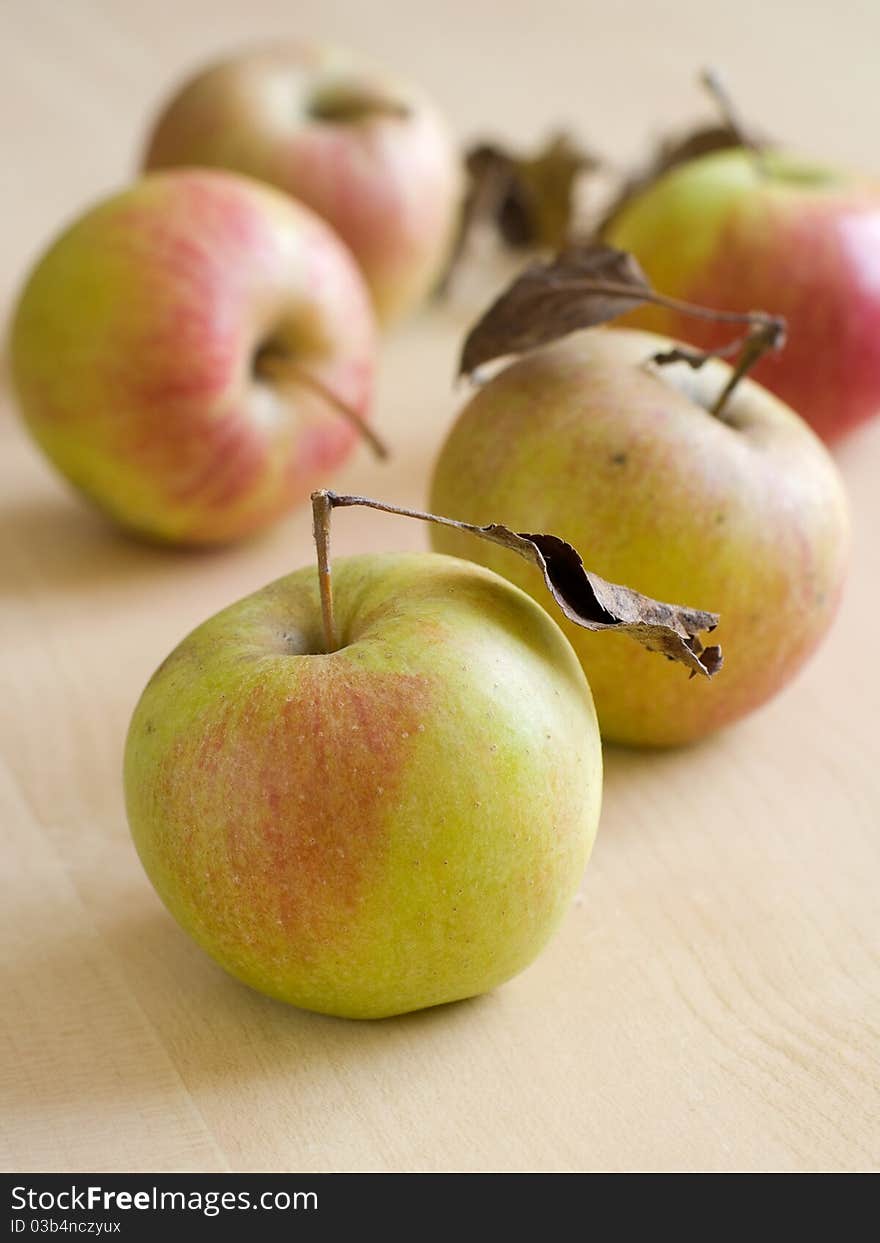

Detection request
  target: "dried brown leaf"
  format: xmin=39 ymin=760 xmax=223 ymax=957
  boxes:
xmin=459 ymin=243 xmax=652 ymax=376
xmin=651 ymin=318 xmax=786 ymax=420
xmin=458 ymin=239 xmax=785 ymax=423
xmin=320 ymin=492 xmax=722 ymax=678
xmin=473 ymin=525 xmax=721 ymax=678
xmin=510 ymin=132 xmax=598 ymax=249
xmin=437 ymin=132 xmax=600 ymax=295
xmin=472 ymin=132 xmax=598 ymax=248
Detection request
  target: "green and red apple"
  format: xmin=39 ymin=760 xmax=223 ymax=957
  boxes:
xmin=430 ymin=327 xmax=850 ymax=747
xmin=604 ymin=148 xmax=880 ymax=442
xmin=124 ymin=552 xmax=602 ymax=1019
xmin=143 ymin=44 xmax=463 ymax=324
xmin=10 ymin=168 xmax=377 ymax=545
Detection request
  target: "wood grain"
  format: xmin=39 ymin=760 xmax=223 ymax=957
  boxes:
xmin=2 ymin=0 xmax=879 ymax=1173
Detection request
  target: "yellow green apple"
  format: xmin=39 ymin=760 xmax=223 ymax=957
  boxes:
xmin=430 ymin=327 xmax=850 ymax=747
xmin=10 ymin=168 xmax=377 ymax=545
xmin=605 ymin=148 xmax=880 ymax=442
xmin=124 ymin=552 xmax=602 ymax=1019
xmin=142 ymin=43 xmax=463 ymax=324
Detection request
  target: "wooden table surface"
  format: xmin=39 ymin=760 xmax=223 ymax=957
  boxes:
xmin=2 ymin=0 xmax=879 ymax=1174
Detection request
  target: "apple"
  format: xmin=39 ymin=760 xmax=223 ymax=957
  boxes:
xmin=142 ymin=44 xmax=463 ymax=325
xmin=429 ymin=327 xmax=850 ymax=747
xmin=10 ymin=168 xmax=377 ymax=545
xmin=124 ymin=551 xmax=602 ymax=1019
xmin=604 ymin=147 xmax=880 ymax=442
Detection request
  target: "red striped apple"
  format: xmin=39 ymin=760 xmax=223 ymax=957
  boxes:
xmin=10 ymin=169 xmax=377 ymax=545
xmin=143 ymin=44 xmax=463 ymax=324
xmin=605 ymin=148 xmax=880 ymax=442
xmin=430 ymin=328 xmax=850 ymax=747
xmin=124 ymin=551 xmax=602 ymax=1018
xmin=124 ymin=485 xmax=722 ymax=1017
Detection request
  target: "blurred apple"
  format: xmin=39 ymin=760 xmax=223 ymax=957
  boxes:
xmin=125 ymin=552 xmax=601 ymax=1019
xmin=430 ymin=328 xmax=850 ymax=747
xmin=143 ymin=44 xmax=463 ymax=324
xmin=10 ymin=168 xmax=377 ymax=545
xmin=605 ymin=148 xmax=880 ymax=442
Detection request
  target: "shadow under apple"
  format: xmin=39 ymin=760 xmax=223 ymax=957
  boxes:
xmin=3 ymin=892 xmax=495 ymax=1133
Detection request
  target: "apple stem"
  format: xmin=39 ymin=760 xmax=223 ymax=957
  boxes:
xmin=646 ymin=290 xmax=776 ymax=331
xmin=700 ymin=68 xmax=754 ymax=149
xmin=547 ymin=275 xmax=785 ymax=420
xmin=552 ymin=278 xmax=783 ymax=336
xmin=255 ymin=348 xmax=389 ymax=460
xmin=651 ymin=318 xmax=785 ymax=420
xmin=308 ymin=489 xmax=723 ymax=678
xmin=315 ymin=490 xmax=477 ymax=535
xmin=709 ymin=322 xmax=783 ymax=419
xmin=701 ymin=66 xmax=767 ymax=175
xmin=312 ymin=490 xmax=339 ymax=654
xmin=309 ymin=490 xmax=468 ymax=655
xmin=552 ymin=281 xmax=786 ymax=417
